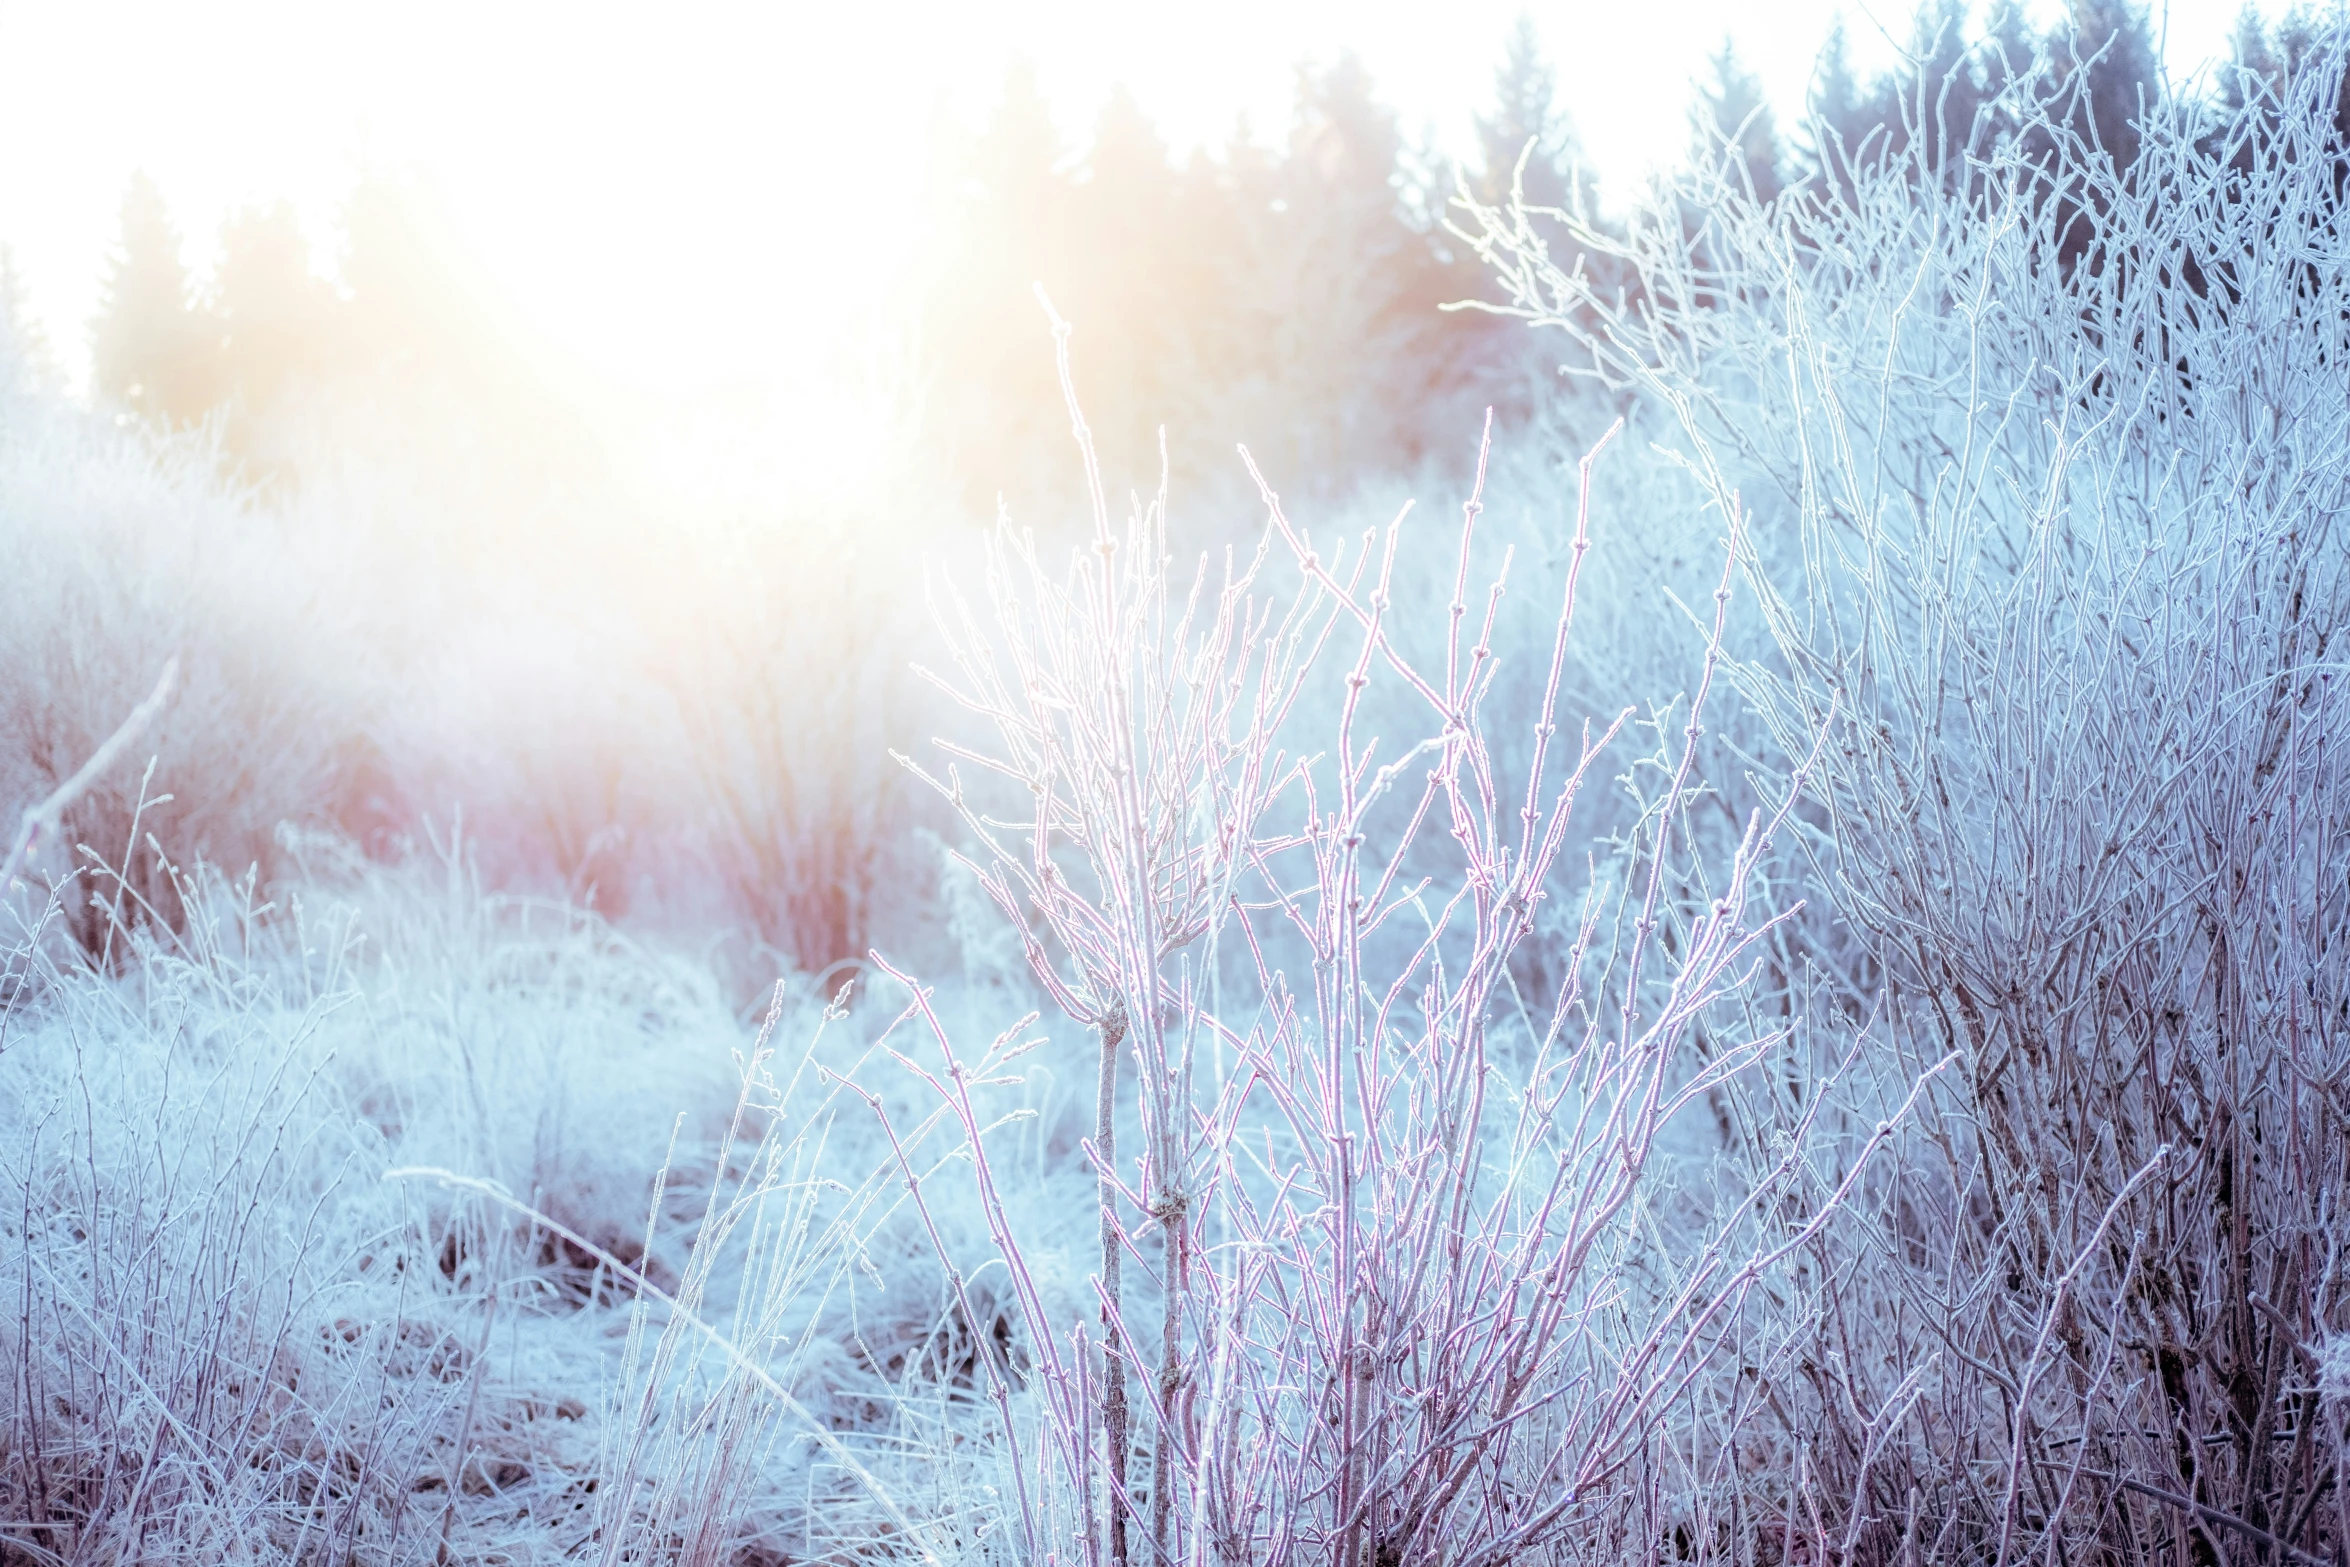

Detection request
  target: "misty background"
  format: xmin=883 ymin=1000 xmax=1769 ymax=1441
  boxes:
xmin=0 ymin=0 xmax=2297 ymax=981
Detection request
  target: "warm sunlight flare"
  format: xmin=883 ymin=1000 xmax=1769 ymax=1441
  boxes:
xmin=0 ymin=0 xmax=2271 ymax=463
xmin=3 ymin=3 xmax=2346 ymax=1564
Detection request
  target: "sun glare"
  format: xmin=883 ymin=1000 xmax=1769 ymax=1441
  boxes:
xmin=0 ymin=0 xmax=2275 ymax=494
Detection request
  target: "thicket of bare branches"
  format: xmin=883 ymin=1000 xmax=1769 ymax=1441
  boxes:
xmin=1462 ymin=34 xmax=2350 ymax=1566
xmin=869 ymin=301 xmax=1908 ymax=1566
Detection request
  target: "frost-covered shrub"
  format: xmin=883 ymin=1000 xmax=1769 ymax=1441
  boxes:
xmin=1465 ymin=36 xmax=2350 ymax=1564
xmin=0 ymin=403 xmax=364 ymax=959
xmin=655 ymin=510 xmax=922 ymax=979
xmin=876 ymin=310 xmax=1888 ymax=1567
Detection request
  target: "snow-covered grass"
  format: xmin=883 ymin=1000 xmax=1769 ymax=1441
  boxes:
xmin=0 ymin=839 xmax=1114 ymax=1564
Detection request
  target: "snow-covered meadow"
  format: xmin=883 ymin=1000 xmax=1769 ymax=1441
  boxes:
xmin=5 ymin=22 xmax=2349 ymax=1567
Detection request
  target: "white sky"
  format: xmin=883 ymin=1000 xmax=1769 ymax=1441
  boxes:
xmin=0 ymin=0 xmax=2282 ymax=421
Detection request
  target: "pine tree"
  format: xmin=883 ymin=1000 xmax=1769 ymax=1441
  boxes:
xmin=2053 ymin=0 xmax=2161 ymax=169
xmin=1806 ymin=3 xmax=2036 ymax=205
xmin=1229 ymin=53 xmax=1456 ymax=479
xmin=0 ymin=246 xmax=49 ymax=394
xmin=1066 ymin=86 xmax=1198 ymax=468
xmin=1458 ymin=17 xmax=1596 ymax=419
xmin=2267 ymin=5 xmax=2350 ymax=142
xmin=2223 ymin=4 xmax=2283 ymax=114
xmin=971 ymin=58 xmax=1067 ymax=248
xmin=2027 ymin=0 xmax=2160 ymax=277
xmin=213 ymin=200 xmax=333 ymax=416
xmin=339 ymin=173 xmax=501 ymax=383
xmin=920 ymin=59 xmax=1077 ymax=505
xmin=1977 ymin=0 xmax=2046 ymax=119
xmin=2212 ymin=6 xmax=2350 ymax=179
xmin=91 ymin=173 xmax=218 ymax=423
xmin=1908 ymin=0 xmax=1989 ymax=178
xmin=1693 ymin=41 xmax=1785 ymax=206
xmin=1806 ymin=19 xmax=1881 ymax=191
xmin=1474 ymin=15 xmax=1577 ymax=213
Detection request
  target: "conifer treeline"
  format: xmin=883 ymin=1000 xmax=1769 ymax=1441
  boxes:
xmin=89 ymin=175 xmax=545 ymax=462
xmin=88 ymin=2 xmax=2324 ymax=503
xmin=908 ymin=0 xmax=2314 ymax=506
xmin=914 ymin=29 xmax=1569 ymax=508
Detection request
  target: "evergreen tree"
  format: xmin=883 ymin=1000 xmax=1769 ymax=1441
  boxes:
xmin=921 ymin=59 xmax=1077 ymax=504
xmin=2214 ymin=7 xmax=2350 ymax=185
xmin=213 ymin=200 xmax=333 ymax=416
xmin=1907 ymin=0 xmax=1990 ymax=178
xmin=2022 ymin=0 xmax=2160 ymax=276
xmin=1474 ymin=15 xmax=1577 ymax=213
xmin=1804 ymin=3 xmax=2049 ymax=207
xmin=1084 ymin=86 xmax=1174 ymax=212
xmin=340 ymin=173 xmax=503 ymax=382
xmin=91 ymin=173 xmax=217 ymax=423
xmin=971 ymin=58 xmax=1067 ymax=249
xmin=1286 ymin=54 xmax=1408 ymax=226
xmin=2263 ymin=6 xmax=2350 ymax=141
xmin=1693 ymin=41 xmax=1785 ymax=206
xmin=909 ymin=51 xmax=1496 ymax=509
xmin=0 ymin=246 xmax=49 ymax=395
xmin=1805 ymin=19 xmax=1883 ymax=191
xmin=1065 ymin=86 xmax=1202 ymax=468
xmin=1227 ymin=54 xmax=1459 ymax=479
xmin=2223 ymin=4 xmax=2285 ymax=114
xmin=1977 ymin=0 xmax=2046 ymax=117
xmin=2051 ymin=0 xmax=2161 ymax=169
xmin=1459 ymin=18 xmax=1597 ymax=420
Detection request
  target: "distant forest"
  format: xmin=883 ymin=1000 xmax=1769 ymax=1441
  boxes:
xmin=89 ymin=2 xmax=2343 ymax=507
